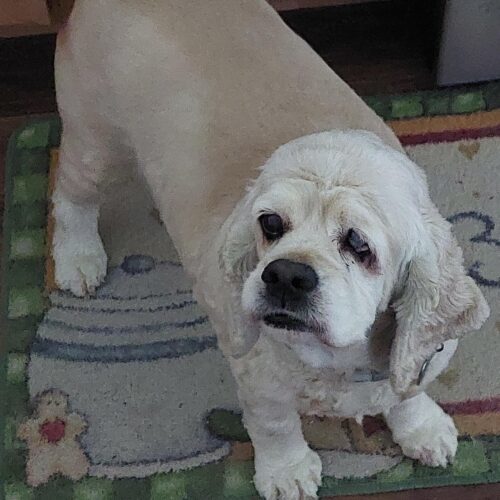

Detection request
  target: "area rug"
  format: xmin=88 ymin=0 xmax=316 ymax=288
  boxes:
xmin=1 ymin=83 xmax=500 ymax=499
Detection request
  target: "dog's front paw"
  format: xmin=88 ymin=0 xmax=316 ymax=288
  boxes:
xmin=53 ymin=236 xmax=107 ymax=297
xmin=396 ymin=410 xmax=457 ymax=467
xmin=254 ymin=448 xmax=322 ymax=500
xmin=387 ymin=393 xmax=458 ymax=468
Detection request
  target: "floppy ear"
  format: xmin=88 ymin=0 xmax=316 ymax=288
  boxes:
xmin=218 ymin=194 xmax=260 ymax=357
xmin=390 ymin=201 xmax=490 ymax=396
xmin=219 ymin=194 xmax=258 ymax=284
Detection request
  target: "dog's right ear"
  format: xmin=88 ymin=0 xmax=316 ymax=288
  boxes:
xmin=218 ymin=194 xmax=260 ymax=357
xmin=219 ymin=194 xmax=258 ymax=284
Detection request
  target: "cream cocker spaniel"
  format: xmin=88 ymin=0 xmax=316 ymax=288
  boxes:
xmin=53 ymin=1 xmax=489 ymax=499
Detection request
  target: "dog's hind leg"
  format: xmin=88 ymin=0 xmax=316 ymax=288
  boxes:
xmin=52 ymin=127 xmax=110 ymax=297
xmin=52 ymin=11 xmax=139 ymax=297
xmin=51 ymin=34 xmax=125 ymax=296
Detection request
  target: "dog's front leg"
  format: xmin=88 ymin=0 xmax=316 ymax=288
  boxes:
xmin=384 ymin=392 xmax=458 ymax=467
xmin=237 ymin=381 xmax=321 ymax=500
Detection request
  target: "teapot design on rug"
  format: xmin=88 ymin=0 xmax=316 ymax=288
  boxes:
xmin=17 ymin=389 xmax=89 ymax=487
xmin=28 ymin=256 xmax=239 ymax=477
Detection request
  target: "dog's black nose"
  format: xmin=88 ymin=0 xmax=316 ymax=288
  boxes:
xmin=262 ymin=259 xmax=318 ymax=308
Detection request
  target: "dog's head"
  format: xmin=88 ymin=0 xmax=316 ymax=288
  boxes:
xmin=219 ymin=131 xmax=489 ymax=395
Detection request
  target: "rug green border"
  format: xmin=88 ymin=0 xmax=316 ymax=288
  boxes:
xmin=1 ymin=117 xmax=60 ymax=500
xmin=1 ymin=81 xmax=500 ymax=499
xmin=363 ymin=79 xmax=500 ymax=120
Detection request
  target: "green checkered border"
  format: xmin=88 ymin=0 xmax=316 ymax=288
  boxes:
xmin=1 ymin=118 xmax=57 ymax=498
xmin=2 ymin=80 xmax=500 ymax=499
xmin=364 ymin=79 xmax=500 ymax=121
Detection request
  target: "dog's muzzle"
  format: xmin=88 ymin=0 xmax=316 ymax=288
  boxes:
xmin=261 ymin=259 xmax=318 ymax=310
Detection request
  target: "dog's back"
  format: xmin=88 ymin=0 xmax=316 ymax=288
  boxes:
xmin=56 ymin=0 xmax=400 ymax=268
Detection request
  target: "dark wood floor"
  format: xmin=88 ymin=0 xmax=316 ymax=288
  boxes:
xmin=1 ymin=1 xmax=498 ymax=498
xmin=341 ymin=483 xmax=500 ymax=500
xmin=0 ymin=0 xmax=444 ymax=225
xmin=0 ymin=35 xmax=57 ymax=117
xmin=0 ymin=0 xmax=443 ymax=116
xmin=281 ymin=0 xmax=442 ymax=95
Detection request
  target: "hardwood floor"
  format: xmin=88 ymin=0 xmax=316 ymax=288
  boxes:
xmin=0 ymin=35 xmax=56 ymax=116
xmin=338 ymin=483 xmax=500 ymax=500
xmin=280 ymin=0 xmax=441 ymax=95
xmin=0 ymin=0 xmax=443 ymax=223
xmin=0 ymin=0 xmax=442 ymax=116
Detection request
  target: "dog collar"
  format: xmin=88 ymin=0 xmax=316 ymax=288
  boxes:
xmin=351 ymin=343 xmax=445 ymax=385
xmin=351 ymin=368 xmax=389 ymax=383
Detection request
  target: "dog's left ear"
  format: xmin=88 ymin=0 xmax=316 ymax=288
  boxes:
xmin=390 ymin=201 xmax=489 ymax=396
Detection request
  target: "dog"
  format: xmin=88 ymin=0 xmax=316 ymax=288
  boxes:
xmin=53 ymin=1 xmax=489 ymax=498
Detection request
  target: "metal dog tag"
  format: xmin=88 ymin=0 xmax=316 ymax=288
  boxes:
xmin=417 ymin=343 xmax=445 ymax=385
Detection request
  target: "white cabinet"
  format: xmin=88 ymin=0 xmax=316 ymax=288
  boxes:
xmin=437 ymin=0 xmax=500 ymax=85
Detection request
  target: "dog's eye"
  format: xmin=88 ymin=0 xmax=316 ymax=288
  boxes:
xmin=259 ymin=214 xmax=284 ymax=241
xmin=345 ymin=228 xmax=371 ymax=261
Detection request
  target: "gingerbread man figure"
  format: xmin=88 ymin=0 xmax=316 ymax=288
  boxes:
xmin=17 ymin=389 xmax=90 ymax=487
